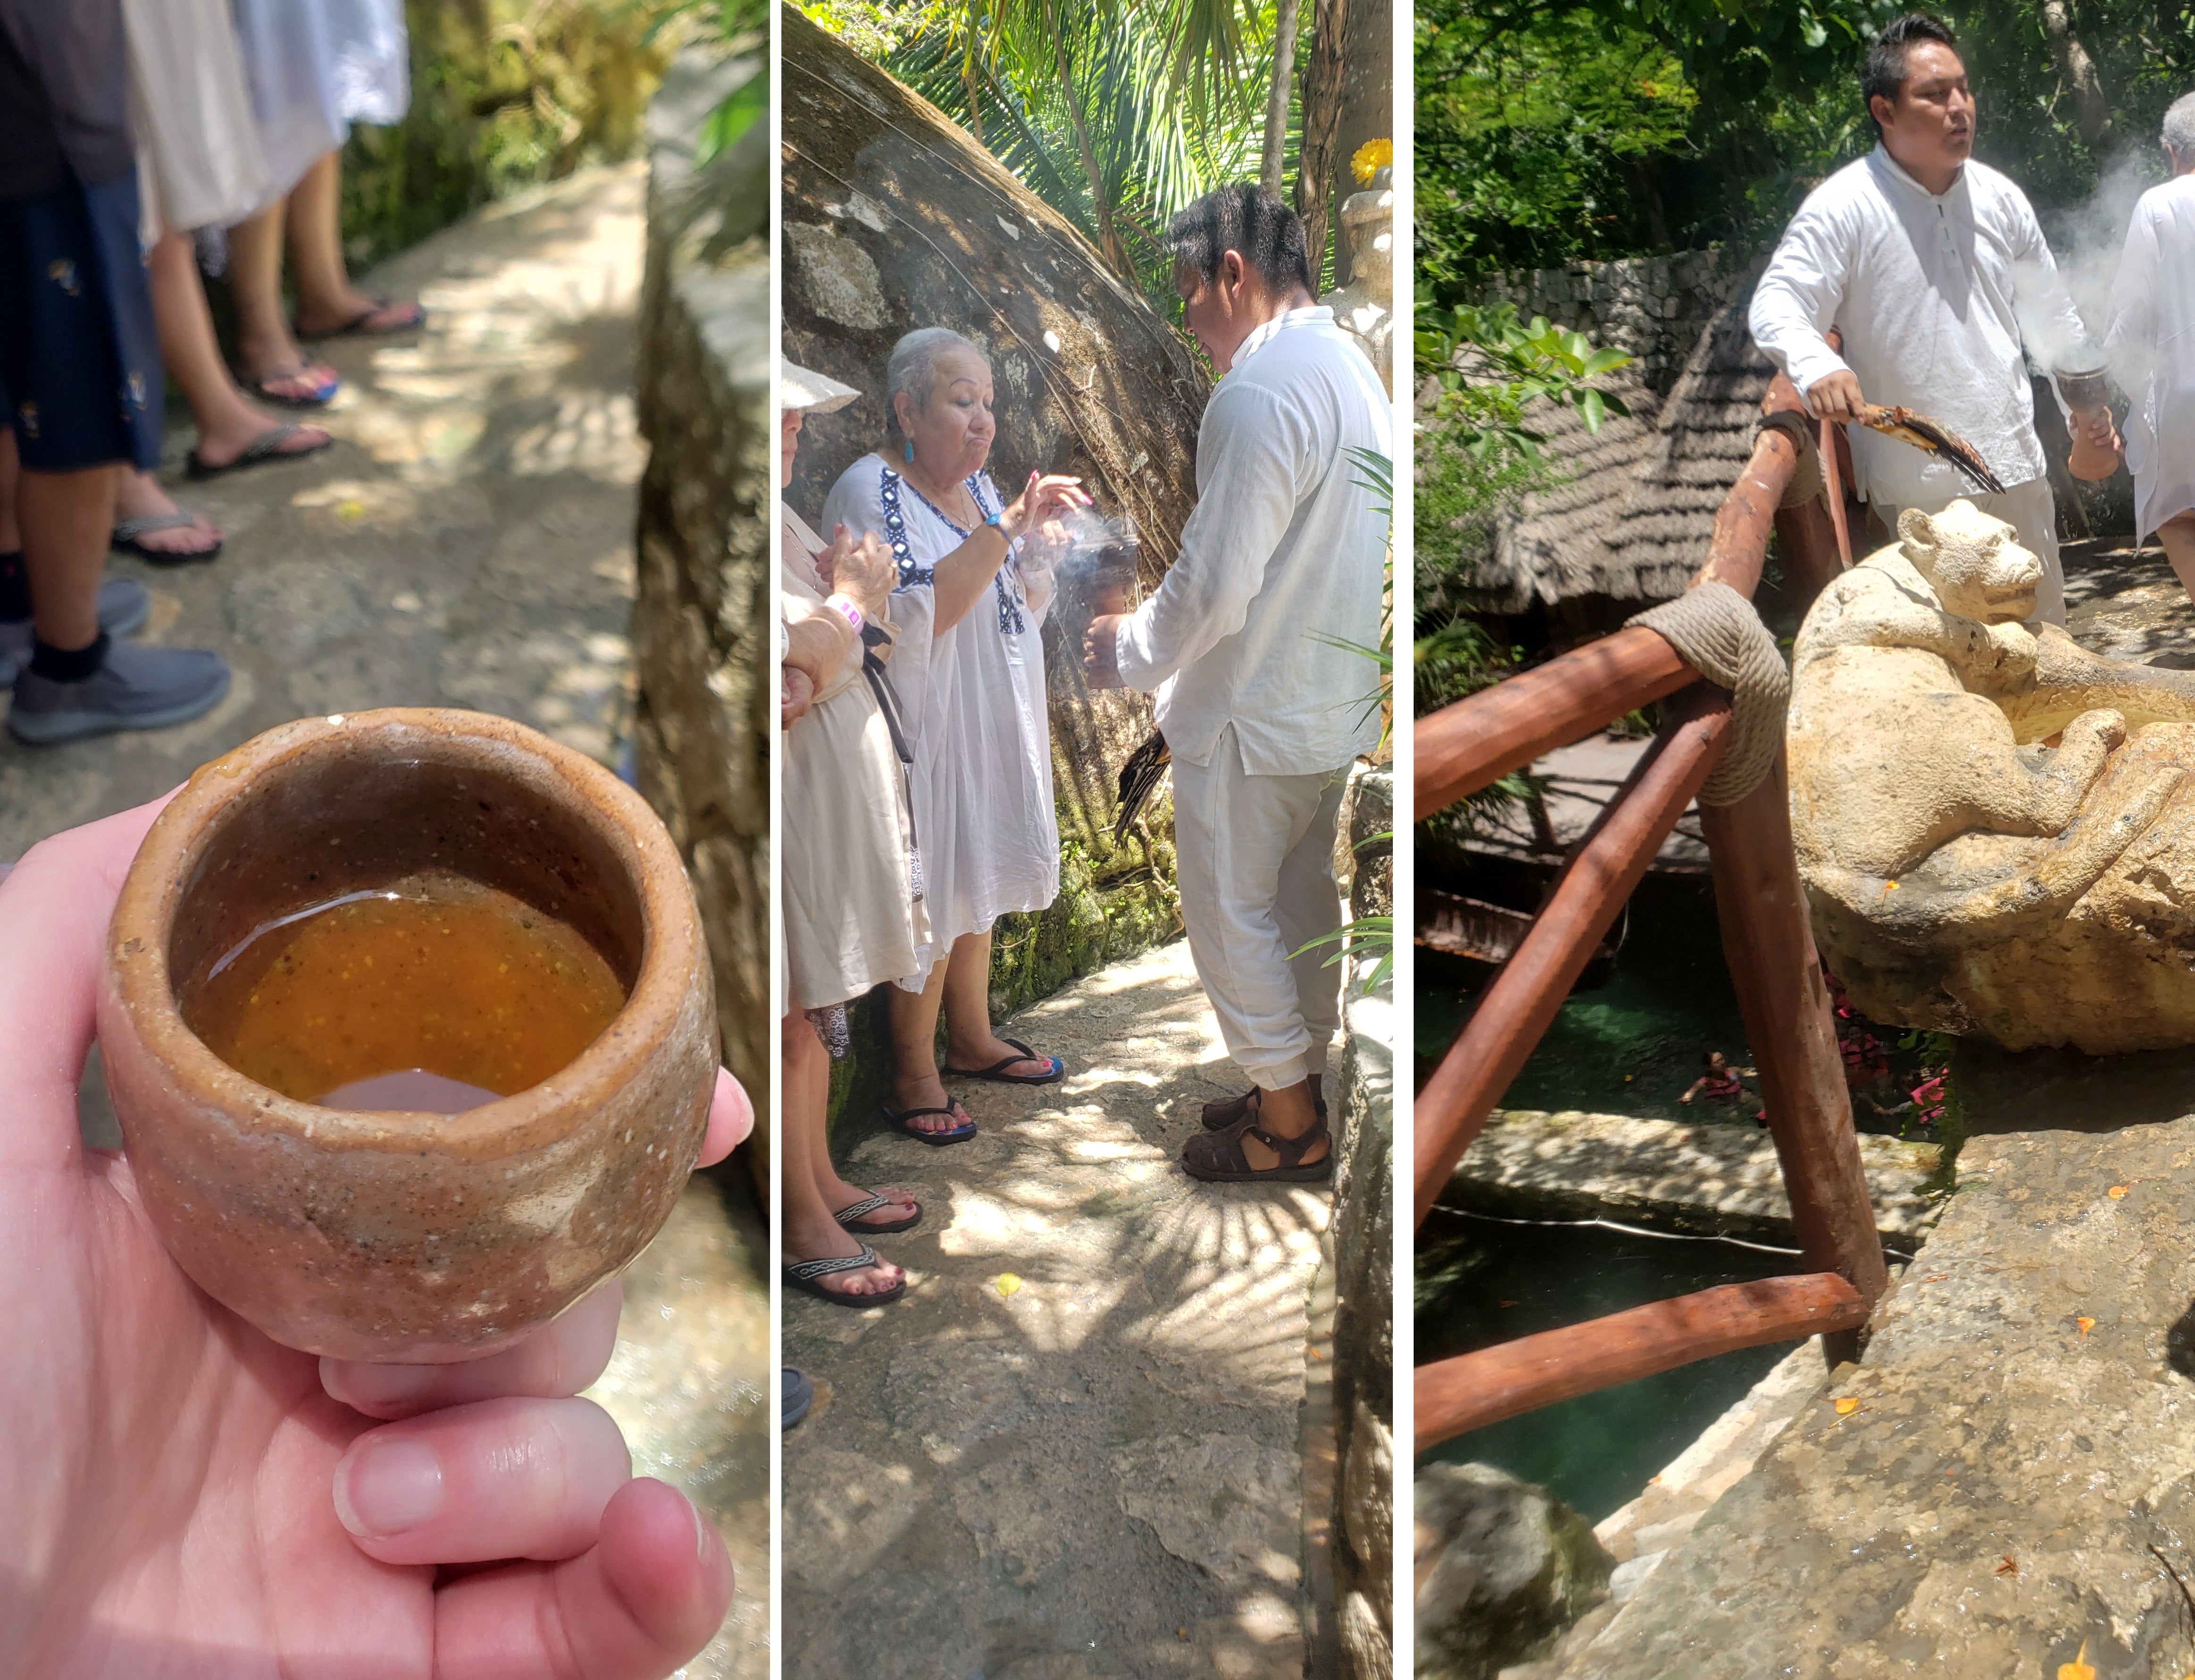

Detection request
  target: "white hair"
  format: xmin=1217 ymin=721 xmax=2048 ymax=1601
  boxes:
xmin=885 ymin=328 xmax=984 ymax=428
xmin=2166 ymin=91 xmax=2195 ymax=159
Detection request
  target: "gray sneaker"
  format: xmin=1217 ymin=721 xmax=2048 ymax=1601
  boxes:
xmin=9 ymin=637 xmax=230 ymax=744
xmin=0 ymin=578 xmax=155 ymax=687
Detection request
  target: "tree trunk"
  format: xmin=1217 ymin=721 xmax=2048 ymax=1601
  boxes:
xmin=1326 ymin=0 xmax=1389 ymax=288
xmin=1260 ymin=0 xmax=1302 ymax=196
xmin=961 ymin=53 xmax=985 ymax=144
xmin=2038 ymin=0 xmax=2114 ymax=151
xmin=1296 ymin=0 xmax=1348 ymax=286
xmin=1046 ymin=0 xmax=1133 ymax=278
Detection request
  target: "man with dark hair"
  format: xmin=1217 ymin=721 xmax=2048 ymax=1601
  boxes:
xmin=1083 ymin=183 xmax=1390 ymax=1186
xmin=1750 ymin=10 xmax=2102 ymax=625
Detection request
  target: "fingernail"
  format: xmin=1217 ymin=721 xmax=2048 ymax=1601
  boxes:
xmin=336 ymin=1437 xmax=445 ymax=1537
xmin=324 ymin=1358 xmax=437 ymax=1411
xmin=693 ymin=1494 xmax=717 ymax=1564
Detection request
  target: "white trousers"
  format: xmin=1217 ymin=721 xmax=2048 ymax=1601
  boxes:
xmin=1877 ymin=475 xmax=2064 ymax=626
xmin=1171 ymin=726 xmax=1350 ymax=1091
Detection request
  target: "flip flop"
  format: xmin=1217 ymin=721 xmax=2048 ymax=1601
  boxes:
xmin=185 ymin=424 xmax=334 ymax=481
xmin=943 ymin=1036 xmax=1064 ymax=1084
xmin=782 ymin=1368 xmax=814 ymax=1431
xmin=785 ymin=1243 xmax=905 ymax=1306
xmin=881 ymin=1102 xmax=976 ymax=1145
xmin=294 ymin=297 xmax=424 ymax=342
xmin=241 ymin=365 xmax=342 ymax=409
xmin=111 ymin=509 xmax=223 ymax=565
xmin=1181 ymin=1110 xmax=1334 ymax=1184
xmin=833 ymin=1191 xmax=922 ymax=1234
xmin=1201 ymin=1086 xmax=1328 ymax=1131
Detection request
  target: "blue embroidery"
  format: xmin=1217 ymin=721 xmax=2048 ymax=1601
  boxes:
xmin=881 ymin=467 xmax=1028 ymax=635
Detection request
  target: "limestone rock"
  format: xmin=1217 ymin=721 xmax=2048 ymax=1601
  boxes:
xmin=1342 ymin=1402 xmax=1393 ymax=1588
xmin=1416 ymin=1462 xmax=1614 ymax=1680
xmin=1112 ymin=1433 xmax=1302 ymax=1586
xmin=1788 ymin=499 xmax=2195 ymax=1052
xmin=633 ymin=50 xmax=770 ymax=1146
xmin=781 ymin=1446 xmax=924 ymax=1593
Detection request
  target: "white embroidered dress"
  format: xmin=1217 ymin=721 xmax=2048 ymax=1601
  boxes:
xmin=821 ymin=454 xmax=1059 ymax=989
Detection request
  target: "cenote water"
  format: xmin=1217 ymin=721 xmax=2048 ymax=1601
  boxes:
xmin=1417 ymin=1211 xmax=1801 ymax=1520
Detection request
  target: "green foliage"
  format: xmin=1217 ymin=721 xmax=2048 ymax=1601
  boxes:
xmin=804 ymin=0 xmax=1284 ymax=312
xmin=341 ymin=0 xmax=743 ymax=268
xmin=1417 ymin=293 xmax=1633 ymax=459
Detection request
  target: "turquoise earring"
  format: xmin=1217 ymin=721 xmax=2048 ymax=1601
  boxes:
xmin=903 ymin=440 xmax=915 ymax=464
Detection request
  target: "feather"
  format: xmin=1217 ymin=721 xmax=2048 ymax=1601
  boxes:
xmin=1858 ymin=404 xmax=2007 ymax=496
xmin=1113 ymin=730 xmax=1171 ymax=845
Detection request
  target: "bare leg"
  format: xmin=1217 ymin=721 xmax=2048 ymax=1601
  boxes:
xmin=226 ymin=194 xmax=337 ymax=401
xmin=939 ymin=928 xmax=1056 ymax=1079
xmin=0 ymin=428 xmax=18 ymax=553
xmin=19 ymin=465 xmax=117 ymax=651
xmin=2161 ymin=514 xmax=2195 ymax=600
xmin=782 ymin=1008 xmax=904 ymax=1297
xmin=285 ymin=151 xmax=416 ymax=335
xmin=146 ymin=230 xmax=329 ymax=476
xmin=886 ymin=960 xmax=969 ymax=1134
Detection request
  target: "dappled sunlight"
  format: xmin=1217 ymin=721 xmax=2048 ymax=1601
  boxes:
xmin=507 ymin=389 xmax=645 ymax=479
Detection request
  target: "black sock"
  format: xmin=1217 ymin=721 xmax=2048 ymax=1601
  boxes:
xmin=0 ymin=552 xmax=27 ymax=623
xmin=29 ymin=630 xmax=108 ymax=682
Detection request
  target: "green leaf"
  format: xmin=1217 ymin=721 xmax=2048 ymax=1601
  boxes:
xmin=694 ymin=70 xmax=765 ymax=165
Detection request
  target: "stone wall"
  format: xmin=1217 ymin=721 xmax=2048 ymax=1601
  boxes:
xmin=632 ymin=52 xmax=772 ymax=1158
xmin=1330 ymin=766 xmax=1395 ymax=1680
xmin=1475 ymin=248 xmax=1763 ymax=396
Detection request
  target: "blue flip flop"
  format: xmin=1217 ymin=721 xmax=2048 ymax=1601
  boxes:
xmin=943 ymin=1036 xmax=1064 ymax=1084
xmin=881 ymin=1102 xmax=976 ymax=1145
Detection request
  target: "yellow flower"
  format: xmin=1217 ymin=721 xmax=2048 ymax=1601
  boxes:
xmin=1351 ymin=139 xmax=1393 ymax=186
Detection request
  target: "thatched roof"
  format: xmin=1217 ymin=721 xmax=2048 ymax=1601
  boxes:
xmin=1448 ymin=296 xmax=1775 ymax=613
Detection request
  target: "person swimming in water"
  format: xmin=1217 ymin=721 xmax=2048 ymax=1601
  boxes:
xmin=1679 ymin=1050 xmax=1757 ymax=1108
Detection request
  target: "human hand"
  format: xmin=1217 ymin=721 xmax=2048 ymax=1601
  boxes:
xmin=2074 ymin=406 xmax=2120 ymax=451
xmin=826 ymin=523 xmax=896 ymax=618
xmin=0 ymin=796 xmax=751 ymax=1679
xmin=1084 ymin=612 xmax=1126 ymax=689
xmin=1000 ymin=471 xmax=1091 ymax=542
xmin=1803 ymin=370 xmax=1866 ymax=425
xmin=783 ymin=663 xmax=817 ymax=728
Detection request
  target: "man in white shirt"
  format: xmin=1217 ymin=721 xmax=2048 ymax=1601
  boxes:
xmin=1084 ymin=183 xmax=1390 ymax=1184
xmin=1749 ymin=12 xmax=2104 ymax=625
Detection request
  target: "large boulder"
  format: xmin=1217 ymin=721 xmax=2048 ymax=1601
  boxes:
xmin=1415 ymin=1462 xmax=1614 ymax=1680
xmin=782 ymin=2 xmax=1205 ymax=1012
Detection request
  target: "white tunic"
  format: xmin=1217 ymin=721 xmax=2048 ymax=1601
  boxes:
xmin=2106 ymin=174 xmax=2195 ymax=542
xmin=1114 ymin=305 xmax=1390 ymax=775
xmin=821 ymin=454 xmax=1059 ymax=988
xmin=229 ymin=0 xmax=409 ymax=211
xmin=1749 ymin=148 xmax=2086 ymax=508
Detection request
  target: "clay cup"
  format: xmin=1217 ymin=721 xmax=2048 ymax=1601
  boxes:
xmin=99 ymin=708 xmax=719 ymax=1363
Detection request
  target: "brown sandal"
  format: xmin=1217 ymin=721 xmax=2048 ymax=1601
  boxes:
xmin=1200 ymin=1085 xmax=1329 ymax=1132
xmin=1182 ymin=1110 xmax=1333 ymax=1183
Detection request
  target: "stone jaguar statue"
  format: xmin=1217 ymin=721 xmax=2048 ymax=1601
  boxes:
xmin=1788 ymin=500 xmax=2195 ymax=1052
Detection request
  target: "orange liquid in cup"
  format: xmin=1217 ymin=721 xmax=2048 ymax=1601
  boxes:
xmin=184 ymin=874 xmax=627 ymax=1112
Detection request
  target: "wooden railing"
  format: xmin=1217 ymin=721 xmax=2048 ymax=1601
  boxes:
xmin=1414 ymin=375 xmax=1887 ymax=1457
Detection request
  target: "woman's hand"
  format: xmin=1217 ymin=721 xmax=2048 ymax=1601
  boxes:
xmin=825 ymin=524 xmax=896 ymax=618
xmin=999 ymin=471 xmax=1092 ymax=542
xmin=0 ymin=798 xmax=749 ymax=1680
xmin=1084 ymin=613 xmax=1127 ymax=689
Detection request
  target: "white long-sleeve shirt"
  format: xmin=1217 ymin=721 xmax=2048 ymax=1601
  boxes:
xmin=2106 ymin=174 xmax=2195 ymax=542
xmin=1749 ymin=147 xmax=2084 ymax=508
xmin=1113 ymin=306 xmax=1390 ymax=775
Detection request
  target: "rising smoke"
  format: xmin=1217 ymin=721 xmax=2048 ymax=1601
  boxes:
xmin=2012 ymin=149 xmax=2171 ymax=378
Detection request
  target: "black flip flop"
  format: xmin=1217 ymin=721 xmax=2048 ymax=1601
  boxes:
xmin=833 ymin=1191 xmax=922 ymax=1234
xmin=294 ymin=298 xmax=424 ymax=342
xmin=881 ymin=1102 xmax=976 ymax=1145
xmin=111 ymin=509 xmax=222 ymax=565
xmin=785 ymin=1243 xmax=905 ymax=1306
xmin=185 ymin=424 xmax=335 ymax=481
xmin=943 ymin=1036 xmax=1064 ymax=1085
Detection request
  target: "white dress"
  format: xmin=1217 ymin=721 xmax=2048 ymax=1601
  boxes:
xmin=2107 ymin=174 xmax=2195 ymax=542
xmin=123 ymin=0 xmax=268 ymax=235
xmin=821 ymin=454 xmax=1060 ymax=989
xmin=229 ymin=0 xmax=410 ymax=211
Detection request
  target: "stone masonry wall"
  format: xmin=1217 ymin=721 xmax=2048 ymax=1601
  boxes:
xmin=1475 ymin=248 xmax=1763 ymax=396
xmin=632 ymin=52 xmax=772 ymax=1159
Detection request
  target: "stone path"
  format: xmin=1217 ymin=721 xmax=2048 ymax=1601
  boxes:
xmin=9 ymin=163 xmax=768 ymax=1678
xmin=782 ymin=937 xmax=1334 ymax=1679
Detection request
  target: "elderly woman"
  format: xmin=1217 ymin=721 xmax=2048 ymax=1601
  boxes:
xmin=780 ymin=362 xmax=923 ymax=1304
xmin=2105 ymin=91 xmax=2195 ymax=596
xmin=821 ymin=328 xmax=1088 ymax=1141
